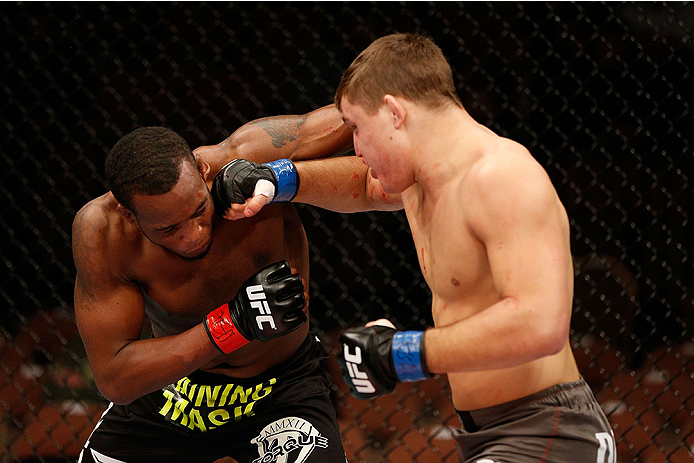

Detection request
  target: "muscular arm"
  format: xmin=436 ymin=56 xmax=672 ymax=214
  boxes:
xmin=194 ymin=104 xmax=353 ymax=172
xmin=425 ymin=158 xmax=572 ymax=373
xmin=72 ymin=205 xmax=218 ymax=404
xmin=293 ymin=156 xmax=402 ymax=212
xmin=197 ymin=104 xmax=402 ymax=216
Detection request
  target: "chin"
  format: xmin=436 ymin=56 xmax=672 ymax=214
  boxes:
xmin=178 ymin=239 xmax=213 ymax=261
xmin=180 ymin=248 xmax=210 ymax=261
xmin=182 ymin=251 xmax=208 ymax=261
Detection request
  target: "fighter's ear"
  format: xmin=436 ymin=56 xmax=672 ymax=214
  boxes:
xmin=194 ymin=153 xmax=211 ymax=181
xmin=383 ymin=95 xmax=405 ymax=130
xmin=115 ymin=202 xmax=137 ymax=225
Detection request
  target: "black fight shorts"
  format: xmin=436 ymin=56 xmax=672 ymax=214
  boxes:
xmin=454 ymin=379 xmax=616 ymax=463
xmin=78 ymin=334 xmax=347 ymax=463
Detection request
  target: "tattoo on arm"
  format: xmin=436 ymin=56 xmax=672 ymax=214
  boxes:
xmin=251 ymin=115 xmax=308 ymax=149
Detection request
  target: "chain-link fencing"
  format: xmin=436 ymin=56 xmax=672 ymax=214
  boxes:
xmin=1 ymin=2 xmax=692 ymax=462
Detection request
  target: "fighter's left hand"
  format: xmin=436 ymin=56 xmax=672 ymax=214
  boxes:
xmin=221 ymin=195 xmax=270 ymax=220
xmin=212 ymin=159 xmax=299 ymax=220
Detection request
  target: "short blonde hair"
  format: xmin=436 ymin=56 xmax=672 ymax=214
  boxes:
xmin=335 ymin=33 xmax=462 ymax=114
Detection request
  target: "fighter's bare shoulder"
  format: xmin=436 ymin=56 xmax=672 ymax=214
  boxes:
xmin=72 ymin=194 xmax=137 ymax=277
xmin=461 ymin=138 xmax=558 ymax=236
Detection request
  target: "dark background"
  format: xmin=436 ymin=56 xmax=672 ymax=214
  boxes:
xmin=1 ymin=2 xmax=692 ymax=462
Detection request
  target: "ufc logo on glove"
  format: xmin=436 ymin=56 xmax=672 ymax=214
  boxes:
xmin=342 ymin=345 xmax=376 ymax=394
xmin=338 ymin=326 xmax=431 ymax=399
xmin=247 ymin=284 xmax=276 ymax=330
xmin=204 ymin=261 xmax=306 ymax=355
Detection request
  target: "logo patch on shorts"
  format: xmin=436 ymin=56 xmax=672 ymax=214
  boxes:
xmin=251 ymin=416 xmax=328 ymax=463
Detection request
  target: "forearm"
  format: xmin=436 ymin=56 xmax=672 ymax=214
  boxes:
xmin=92 ymin=261 xmax=305 ymax=404
xmin=96 ymin=324 xmax=218 ymax=404
xmin=425 ymin=297 xmax=568 ymax=374
xmin=293 ymin=156 xmax=402 ymax=212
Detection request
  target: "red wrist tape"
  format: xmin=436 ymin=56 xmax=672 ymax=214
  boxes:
xmin=204 ymin=303 xmax=250 ymax=354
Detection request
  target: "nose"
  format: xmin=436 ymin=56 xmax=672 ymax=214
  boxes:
xmin=179 ymin=218 xmax=207 ymax=247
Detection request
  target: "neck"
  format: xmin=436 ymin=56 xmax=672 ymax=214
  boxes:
xmin=407 ymin=105 xmax=489 ymax=195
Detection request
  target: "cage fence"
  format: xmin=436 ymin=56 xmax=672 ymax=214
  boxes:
xmin=0 ymin=2 xmax=692 ymax=462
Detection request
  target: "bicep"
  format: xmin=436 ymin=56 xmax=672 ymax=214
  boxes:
xmin=473 ymin=180 xmax=571 ymax=312
xmin=74 ymin=264 xmax=146 ymax=378
xmin=72 ymin=206 xmax=149 ymax=381
xmin=287 ymin=105 xmax=353 ymax=161
xmin=201 ymin=105 xmax=352 ymax=168
xmin=486 ymin=210 xmax=569 ymax=306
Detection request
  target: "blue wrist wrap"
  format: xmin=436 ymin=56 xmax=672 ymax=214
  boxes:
xmin=392 ymin=331 xmax=430 ymax=382
xmin=263 ymin=159 xmax=299 ymax=203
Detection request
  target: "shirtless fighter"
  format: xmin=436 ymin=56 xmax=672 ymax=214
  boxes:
xmin=72 ymin=105 xmax=400 ymax=462
xmin=226 ymin=34 xmax=618 ymax=463
xmin=333 ymin=33 xmax=617 ymax=463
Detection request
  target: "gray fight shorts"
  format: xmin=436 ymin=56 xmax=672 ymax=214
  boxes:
xmin=454 ymin=379 xmax=616 ymax=463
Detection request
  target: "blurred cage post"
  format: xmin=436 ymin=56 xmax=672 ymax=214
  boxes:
xmin=0 ymin=2 xmax=691 ymax=462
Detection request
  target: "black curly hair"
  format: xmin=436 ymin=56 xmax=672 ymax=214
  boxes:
xmin=105 ymin=127 xmax=196 ymax=212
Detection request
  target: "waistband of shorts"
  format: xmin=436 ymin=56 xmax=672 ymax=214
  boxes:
xmin=456 ymin=378 xmax=593 ymax=432
xmin=187 ymin=332 xmax=325 ymax=385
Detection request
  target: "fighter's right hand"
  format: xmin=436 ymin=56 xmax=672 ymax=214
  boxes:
xmin=212 ymin=158 xmax=299 ymax=219
xmin=338 ymin=324 xmax=432 ymax=400
xmin=204 ymin=261 xmax=307 ymax=354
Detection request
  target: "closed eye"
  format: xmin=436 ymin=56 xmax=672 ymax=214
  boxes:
xmin=160 ymin=225 xmax=176 ymax=235
xmin=193 ymin=196 xmax=210 ymax=217
xmin=156 ymin=196 xmax=208 ymax=234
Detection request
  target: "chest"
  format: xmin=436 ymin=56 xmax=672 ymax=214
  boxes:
xmin=403 ymin=189 xmax=492 ymax=300
xmin=132 ymin=210 xmax=290 ymax=318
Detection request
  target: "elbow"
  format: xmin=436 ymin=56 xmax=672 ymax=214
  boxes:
xmin=540 ymin=328 xmax=568 ymax=357
xmin=106 ymin=396 xmax=134 ymax=406
xmin=99 ymin=389 xmax=136 ymax=406
xmin=365 ymin=178 xmax=403 ymax=211
xmin=97 ymin=387 xmax=134 ymax=406
xmin=532 ymin=310 xmax=571 ymax=357
xmin=94 ymin=374 xmax=137 ymax=405
xmin=367 ymin=192 xmax=404 ymax=211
